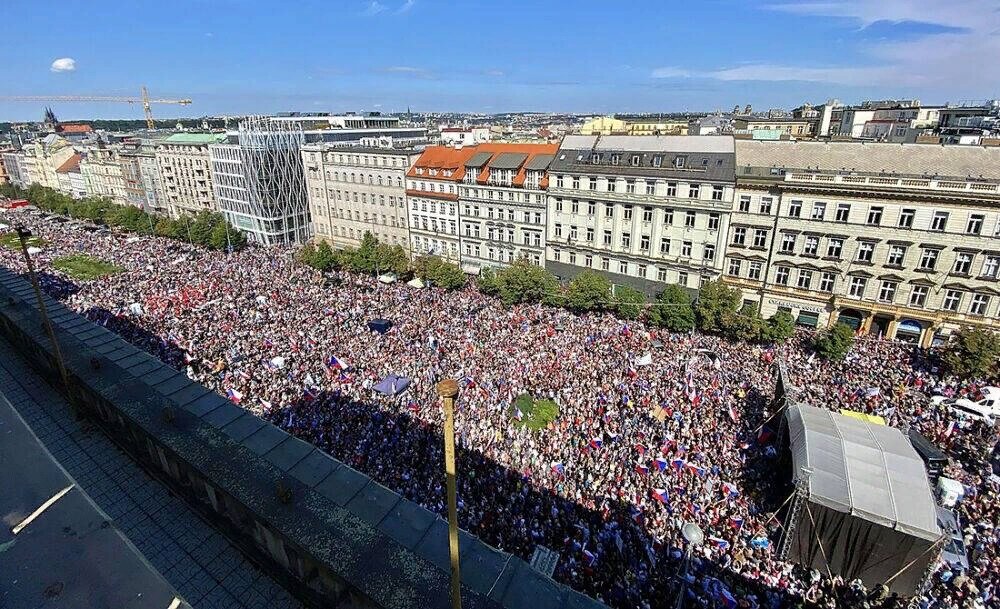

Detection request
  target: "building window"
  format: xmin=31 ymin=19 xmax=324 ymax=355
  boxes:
xmin=605 ymin=204 xmax=614 ymax=219
xmin=738 ymin=195 xmax=751 ymax=212
xmin=732 ymin=227 xmax=747 ymax=246
xmin=571 ymin=200 xmax=580 ymax=214
xmin=748 ymin=261 xmax=762 ymax=280
xmin=753 ymin=229 xmax=768 ymax=248
xmin=848 ymin=276 xmax=867 ymax=298
xmin=712 ymin=185 xmax=724 ymax=201
xmin=878 ymin=281 xmax=897 ymax=303
xmin=811 ymin=202 xmax=826 ymax=220
xmin=835 ymin=204 xmax=850 ymax=222
xmin=727 ymin=258 xmax=743 ymax=276
xmin=788 ymin=200 xmax=802 ymax=218
xmin=819 ymin=272 xmax=835 ymax=292
xmin=603 ymin=230 xmax=612 ymax=246
xmin=759 ymin=197 xmax=773 ymax=214
xmin=664 ymin=209 xmax=674 ymax=225
xmin=982 ymin=255 xmax=1000 ymax=278
xmin=667 ymin=182 xmax=677 ymax=197
xmin=803 ymin=235 xmax=819 ymax=256
xmin=684 ymin=211 xmax=696 ymax=228
xmin=585 ymin=255 xmax=593 ymax=268
xmin=931 ymin=211 xmax=949 ymax=231
xmin=954 ymin=252 xmax=974 ymax=275
xmin=555 ymin=199 xmax=563 ymax=212
xmin=677 ymin=271 xmax=688 ymax=286
xmin=688 ymin=184 xmax=700 ymax=199
xmin=704 ymin=244 xmax=715 ymax=262
xmin=660 ymin=237 xmax=670 ymax=254
xmin=572 ymin=177 xmax=580 ymax=189
xmin=657 ymin=267 xmax=668 ymax=282
xmin=886 ymin=245 xmax=907 ymax=266
xmin=586 ymin=228 xmax=594 ymax=242
xmin=942 ymin=290 xmax=963 ymax=312
xmin=642 ymin=207 xmax=653 ymax=222
xmin=555 ymin=176 xmax=564 ymax=188
xmin=637 ymin=263 xmax=647 ymax=278
xmin=867 ymin=206 xmax=884 ymax=226
xmin=856 ymin=241 xmax=875 ymax=263
xmin=909 ymin=285 xmax=928 ymax=307
xmin=774 ymin=266 xmax=790 ymax=285
xmin=645 ymin=182 xmax=655 ymax=196
xmin=554 ymin=223 xmax=562 ymax=238
xmin=780 ymin=234 xmax=796 ymax=253
xmin=619 ymin=261 xmax=629 ymax=274
xmin=621 ymin=233 xmax=631 ymax=248
xmin=898 ymin=208 xmax=915 ymax=228
xmin=601 ymin=257 xmax=610 ymax=271
xmin=708 ymin=213 xmax=720 ymax=230
xmin=640 ymin=235 xmax=650 ymax=251
xmin=623 ymin=206 xmax=633 ymax=221
xmin=918 ymin=248 xmax=939 ymax=271
xmin=682 ymin=241 xmax=692 ymax=257
xmin=607 ymin=180 xmax=616 ymax=192
xmin=588 ymin=178 xmax=598 ymax=191
xmin=796 ymin=269 xmax=813 ymax=289
xmin=967 ymin=214 xmax=985 ymax=235
xmin=970 ymin=293 xmax=990 ymax=316
xmin=626 ymin=180 xmax=636 ymax=194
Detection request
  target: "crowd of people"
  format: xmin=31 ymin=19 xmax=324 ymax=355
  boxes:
xmin=1 ymin=209 xmax=997 ymax=609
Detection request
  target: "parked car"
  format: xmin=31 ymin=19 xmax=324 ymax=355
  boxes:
xmin=936 ymin=507 xmax=969 ymax=573
xmin=932 ymin=386 xmax=1000 ymax=415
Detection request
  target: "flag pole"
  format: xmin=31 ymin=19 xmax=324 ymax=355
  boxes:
xmin=437 ymin=378 xmax=462 ymax=609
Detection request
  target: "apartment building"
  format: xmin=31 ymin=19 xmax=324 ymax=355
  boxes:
xmin=2 ymin=151 xmax=28 ymax=188
xmin=24 ymin=134 xmax=77 ymax=190
xmin=81 ymin=146 xmax=129 ymax=204
xmin=546 ymin=135 xmax=736 ymax=294
xmin=156 ymin=133 xmax=224 ymax=218
xmin=303 ymin=144 xmax=421 ymax=251
xmin=55 ymin=154 xmax=86 ymax=199
xmin=727 ymin=140 xmax=1000 ymax=347
xmin=456 ymin=143 xmax=557 ymax=271
xmin=406 ymin=145 xmax=480 ymax=263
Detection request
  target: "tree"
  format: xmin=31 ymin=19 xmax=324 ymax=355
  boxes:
xmin=761 ymin=310 xmax=796 ymax=344
xmin=724 ymin=303 xmax=765 ymax=342
xmin=647 ymin=284 xmax=696 ymax=332
xmin=375 ymin=243 xmax=409 ymax=275
xmin=351 ymin=232 xmax=380 ymax=274
xmin=813 ymin=323 xmax=856 ymax=361
xmin=694 ymin=279 xmax=742 ymax=333
xmin=943 ymin=328 xmax=1000 ymax=378
xmin=493 ymin=259 xmax=559 ymax=306
xmin=413 ymin=255 xmax=466 ymax=290
xmin=477 ymin=267 xmax=500 ymax=296
xmin=313 ymin=241 xmax=336 ymax=271
xmin=565 ymin=271 xmax=611 ymax=312
xmin=613 ymin=285 xmax=646 ymax=320
xmin=296 ymin=243 xmax=318 ymax=267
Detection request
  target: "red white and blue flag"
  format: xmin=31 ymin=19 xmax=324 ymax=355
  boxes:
xmin=708 ymin=536 xmax=730 ymax=550
xmin=589 ymin=437 xmax=603 ymax=450
xmin=652 ymin=488 xmax=669 ymax=503
xmin=721 ymin=482 xmax=740 ymax=498
xmin=729 ymin=516 xmax=745 ymax=530
xmin=226 ymin=388 xmax=243 ymax=404
xmin=654 ymin=457 xmax=668 ymax=471
xmin=635 ymin=462 xmax=650 ymax=476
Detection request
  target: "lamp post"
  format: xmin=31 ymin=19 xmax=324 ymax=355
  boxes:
xmin=437 ymin=378 xmax=462 ymax=609
xmin=676 ymin=522 xmax=705 ymax=609
xmin=15 ymin=226 xmax=76 ymax=416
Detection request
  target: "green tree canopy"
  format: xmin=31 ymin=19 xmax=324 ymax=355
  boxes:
xmin=492 ymin=259 xmax=559 ymax=306
xmin=413 ymin=255 xmax=466 ymax=290
xmin=761 ymin=310 xmax=796 ymax=344
xmin=565 ymin=270 xmax=612 ymax=312
xmin=647 ymin=284 xmax=695 ymax=332
xmin=613 ymin=285 xmax=645 ymax=320
xmin=694 ymin=279 xmax=743 ymax=333
xmin=813 ymin=323 xmax=856 ymax=361
xmin=943 ymin=327 xmax=1000 ymax=378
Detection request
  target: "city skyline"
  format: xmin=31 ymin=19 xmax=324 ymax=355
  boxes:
xmin=3 ymin=0 xmax=999 ymax=121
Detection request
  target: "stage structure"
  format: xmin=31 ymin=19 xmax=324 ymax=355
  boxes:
xmin=778 ymin=403 xmax=943 ymax=595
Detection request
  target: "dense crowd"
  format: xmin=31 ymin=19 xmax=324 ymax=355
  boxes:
xmin=1 ymin=210 xmax=997 ymax=609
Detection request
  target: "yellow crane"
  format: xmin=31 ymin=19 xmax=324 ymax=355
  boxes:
xmin=0 ymin=86 xmax=193 ymax=129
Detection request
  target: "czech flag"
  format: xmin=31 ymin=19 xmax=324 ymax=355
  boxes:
xmin=708 ymin=536 xmax=730 ymax=550
xmin=721 ymin=482 xmax=740 ymax=498
xmin=670 ymin=457 xmax=686 ymax=471
xmin=686 ymin=462 xmax=706 ymax=477
xmin=729 ymin=516 xmax=744 ymax=530
xmin=552 ymin=462 xmax=566 ymax=477
xmin=326 ymin=355 xmax=346 ymax=370
xmin=654 ymin=457 xmax=668 ymax=472
xmin=757 ymin=426 xmax=775 ymax=445
xmin=717 ymin=587 xmax=738 ymax=609
xmin=226 ymin=388 xmax=243 ymax=404
xmin=259 ymin=398 xmax=272 ymax=410
xmin=635 ymin=462 xmax=650 ymax=476
xmin=590 ymin=437 xmax=603 ymax=450
xmin=652 ymin=488 xmax=669 ymax=503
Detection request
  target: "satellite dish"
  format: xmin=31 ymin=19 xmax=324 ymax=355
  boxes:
xmin=681 ymin=522 xmax=704 ymax=546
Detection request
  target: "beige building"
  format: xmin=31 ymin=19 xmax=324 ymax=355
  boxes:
xmin=733 ymin=117 xmax=815 ymax=138
xmin=546 ymin=135 xmax=736 ymax=294
xmin=81 ymin=145 xmax=129 ymax=203
xmin=727 ymin=140 xmax=1000 ymax=347
xmin=578 ymin=116 xmax=689 ymax=136
xmin=303 ymin=145 xmax=421 ymax=251
xmin=155 ymin=133 xmax=224 ymax=217
xmin=23 ymin=134 xmax=77 ymax=190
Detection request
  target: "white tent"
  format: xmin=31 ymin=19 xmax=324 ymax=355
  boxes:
xmin=407 ymin=277 xmax=425 ymax=289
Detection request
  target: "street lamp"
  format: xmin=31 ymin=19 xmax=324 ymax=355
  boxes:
xmin=675 ymin=522 xmax=704 ymax=609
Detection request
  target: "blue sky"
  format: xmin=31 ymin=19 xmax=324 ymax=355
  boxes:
xmin=2 ymin=0 xmax=998 ymax=120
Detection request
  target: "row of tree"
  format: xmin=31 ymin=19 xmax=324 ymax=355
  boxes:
xmin=1 ymin=183 xmax=246 ymax=251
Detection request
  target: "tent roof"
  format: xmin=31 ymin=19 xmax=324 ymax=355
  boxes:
xmin=786 ymin=404 xmax=940 ymax=541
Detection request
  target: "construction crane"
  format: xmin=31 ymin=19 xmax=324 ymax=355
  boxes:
xmin=0 ymin=86 xmax=192 ymax=129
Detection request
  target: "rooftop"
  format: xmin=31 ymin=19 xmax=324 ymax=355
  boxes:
xmin=159 ymin=133 xmax=228 ymax=145
xmin=54 ymin=153 xmax=81 ymax=174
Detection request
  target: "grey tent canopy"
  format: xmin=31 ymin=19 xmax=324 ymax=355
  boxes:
xmin=781 ymin=403 xmax=942 ymax=595
xmin=374 ymin=374 xmax=410 ymax=396
xmin=368 ymin=319 xmax=393 ymax=334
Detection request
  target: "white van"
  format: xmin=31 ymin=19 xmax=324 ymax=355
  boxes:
xmin=933 ymin=386 xmax=1000 ymax=418
xmin=949 ymin=401 xmax=995 ymax=425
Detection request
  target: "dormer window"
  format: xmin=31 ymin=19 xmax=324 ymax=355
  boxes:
xmin=652 ymin=155 xmax=663 ymax=168
xmin=630 ymin=154 xmax=641 ymax=166
xmin=610 ymin=154 xmax=621 ymax=165
xmin=675 ymin=156 xmax=686 ymax=168
xmin=591 ymin=153 xmax=602 ymax=164
xmin=416 ymin=167 xmax=424 ymax=175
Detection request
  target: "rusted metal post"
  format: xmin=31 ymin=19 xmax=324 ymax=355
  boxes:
xmin=437 ymin=378 xmax=462 ymax=609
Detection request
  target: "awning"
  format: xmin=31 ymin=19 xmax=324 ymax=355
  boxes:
xmin=897 ymin=319 xmax=924 ymax=335
xmin=374 ymin=374 xmax=410 ymax=396
xmin=796 ymin=311 xmax=819 ymax=327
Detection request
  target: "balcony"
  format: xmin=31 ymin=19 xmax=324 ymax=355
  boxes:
xmin=780 ymin=171 xmax=1000 ymax=195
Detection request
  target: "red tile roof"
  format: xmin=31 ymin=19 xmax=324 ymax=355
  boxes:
xmin=470 ymin=142 xmax=558 ymax=188
xmin=55 ymin=153 xmax=82 ymax=174
xmin=56 ymin=124 xmax=93 ymax=134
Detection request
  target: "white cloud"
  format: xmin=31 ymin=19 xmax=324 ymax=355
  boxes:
xmin=50 ymin=57 xmax=76 ymax=73
xmin=383 ymin=65 xmax=423 ymax=74
xmin=652 ymin=0 xmax=1000 ymax=93
xmin=650 ymin=66 xmax=691 ymax=79
xmin=363 ymin=0 xmax=387 ymax=15
xmin=396 ymin=0 xmax=414 ymax=14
